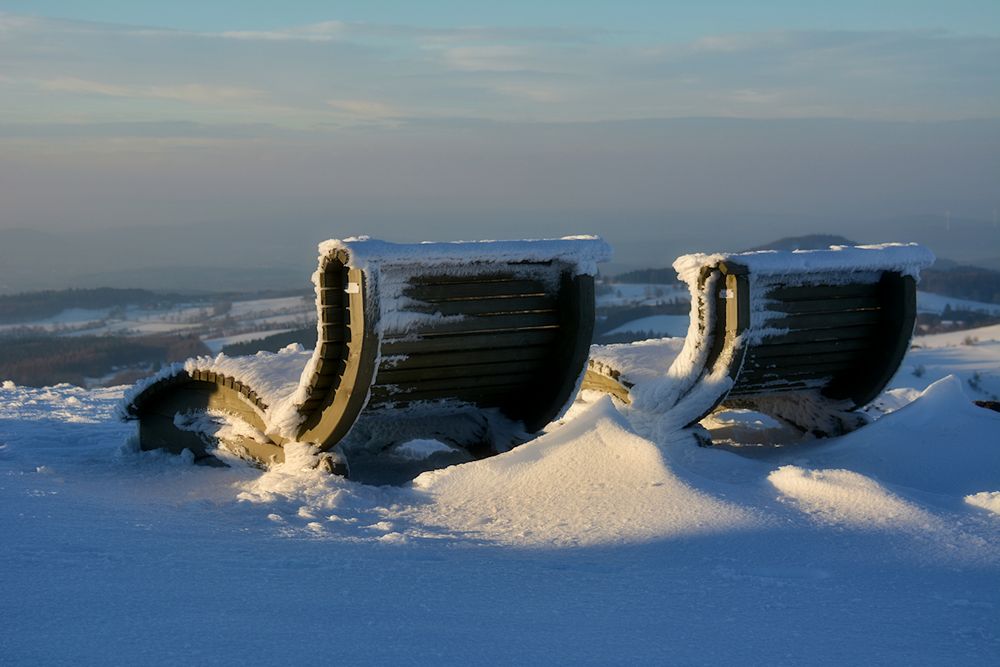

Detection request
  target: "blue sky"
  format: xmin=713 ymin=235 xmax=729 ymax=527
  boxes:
xmin=3 ymin=0 xmax=999 ymax=37
xmin=0 ymin=1 xmax=998 ymax=261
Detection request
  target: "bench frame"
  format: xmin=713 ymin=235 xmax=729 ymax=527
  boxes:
xmin=125 ymin=238 xmax=606 ymax=471
xmin=584 ymin=244 xmax=931 ymax=439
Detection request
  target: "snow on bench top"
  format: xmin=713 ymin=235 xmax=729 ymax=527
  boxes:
xmin=318 ymin=235 xmax=612 ymax=276
xmin=673 ymin=243 xmax=935 ymax=285
xmin=120 ymin=344 xmax=313 ymax=436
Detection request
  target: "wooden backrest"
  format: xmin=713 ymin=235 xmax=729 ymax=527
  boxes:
xmin=698 ymin=263 xmax=916 ymax=410
xmin=295 ymin=237 xmax=609 ymax=448
xmin=678 ymin=244 xmax=933 ymax=428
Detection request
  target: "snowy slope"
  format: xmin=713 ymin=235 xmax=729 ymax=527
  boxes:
xmin=917 ymin=291 xmax=1000 ymax=316
xmin=2 ymin=351 xmax=1000 ymax=663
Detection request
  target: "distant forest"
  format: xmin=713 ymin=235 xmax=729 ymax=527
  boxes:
xmin=920 ymin=267 xmax=1000 ymax=305
xmin=611 ymin=268 xmax=680 ymax=284
xmin=0 ymin=334 xmax=209 ymax=387
xmin=0 ymin=288 xmax=186 ymax=324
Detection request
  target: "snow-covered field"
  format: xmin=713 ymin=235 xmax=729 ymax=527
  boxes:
xmin=603 ymin=314 xmax=690 ymax=338
xmin=598 ymin=292 xmax=1000 ymax=345
xmin=2 ymin=335 xmax=999 ymax=663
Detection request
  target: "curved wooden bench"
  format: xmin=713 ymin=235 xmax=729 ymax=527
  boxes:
xmin=123 ymin=236 xmax=610 ymax=472
xmin=583 ymin=244 xmax=935 ymax=438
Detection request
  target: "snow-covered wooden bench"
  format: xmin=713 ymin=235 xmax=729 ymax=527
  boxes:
xmin=122 ymin=236 xmax=610 ymax=473
xmin=583 ymin=244 xmax=935 ymax=439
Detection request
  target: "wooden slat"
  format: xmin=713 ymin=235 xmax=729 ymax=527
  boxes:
xmin=317 ymin=269 xmax=345 ymax=288
xmin=407 ymin=295 xmax=558 ymax=317
xmin=765 ymin=296 xmax=880 ymax=315
xmin=404 ymin=279 xmax=547 ymax=302
xmin=319 ymin=307 xmax=346 ymax=324
xmin=743 ymin=350 xmax=862 ymax=372
xmin=764 ymin=309 xmax=882 ymax=330
xmin=727 ymin=380 xmax=821 ymax=396
xmin=374 ymin=371 xmax=535 ymax=394
xmin=752 ymin=338 xmax=871 ymax=359
xmin=407 ymin=271 xmax=549 ymax=286
xmin=317 ymin=342 xmax=344 ymax=359
xmin=765 ymin=282 xmax=879 ymax=302
xmin=737 ymin=361 xmax=852 ymax=384
xmin=376 ymin=359 xmax=543 ymax=384
xmin=369 ymin=385 xmax=516 ymax=405
xmin=757 ymin=324 xmax=880 ymax=345
xmin=380 ymin=345 xmax=552 ymax=371
xmin=319 ymin=325 xmax=348 ymax=343
xmin=383 ymin=312 xmax=559 ymax=338
xmin=381 ymin=329 xmax=559 ymax=355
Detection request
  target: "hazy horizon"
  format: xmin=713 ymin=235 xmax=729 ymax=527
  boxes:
xmin=1 ymin=2 xmax=998 ymax=288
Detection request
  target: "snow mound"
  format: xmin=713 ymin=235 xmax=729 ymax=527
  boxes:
xmin=769 ymin=466 xmax=936 ymax=528
xmin=965 ymin=492 xmax=1000 ymax=516
xmin=410 ymin=396 xmax=758 ymax=546
xmin=799 ymin=376 xmax=1000 ymax=497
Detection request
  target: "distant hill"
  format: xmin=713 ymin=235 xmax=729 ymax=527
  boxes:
xmin=921 ymin=266 xmax=1000 ymax=305
xmin=611 ymin=268 xmax=680 ymax=285
xmin=744 ymin=234 xmax=857 ymax=252
xmin=0 ymin=288 xmax=180 ymax=324
xmin=611 ymin=235 xmax=860 ymax=284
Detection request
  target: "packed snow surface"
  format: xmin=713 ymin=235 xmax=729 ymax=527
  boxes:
xmin=3 ymin=333 xmax=1000 ymax=663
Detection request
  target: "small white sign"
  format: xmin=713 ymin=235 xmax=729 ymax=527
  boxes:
xmin=345 ymin=282 xmax=361 ymax=294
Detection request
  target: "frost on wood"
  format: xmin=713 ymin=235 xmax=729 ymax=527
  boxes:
xmin=122 ymin=236 xmax=611 ymax=450
xmin=318 ymin=235 xmax=611 ymax=277
xmin=672 ymin=242 xmax=935 ymax=286
xmin=591 ymin=243 xmax=935 ymax=438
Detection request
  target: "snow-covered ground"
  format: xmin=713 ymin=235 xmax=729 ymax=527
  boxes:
xmin=2 ymin=338 xmax=999 ymax=663
xmin=917 ymin=291 xmax=1000 ymax=316
xmin=599 ymin=290 xmax=1000 ymax=343
xmin=202 ymin=328 xmax=297 ymax=354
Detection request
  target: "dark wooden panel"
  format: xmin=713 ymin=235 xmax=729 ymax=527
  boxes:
xmin=765 ymin=282 xmax=880 ymax=301
xmin=381 ymin=329 xmax=559 ymax=355
xmin=407 ymin=295 xmax=558 ymax=317
xmin=380 ymin=345 xmax=552 ymax=371
xmin=764 ymin=309 xmax=883 ymax=330
xmin=765 ymin=296 xmax=880 ymax=315
xmin=404 ymin=279 xmax=547 ymax=302
xmin=376 ymin=359 xmax=543 ymax=384
xmin=385 ymin=311 xmax=560 ymax=338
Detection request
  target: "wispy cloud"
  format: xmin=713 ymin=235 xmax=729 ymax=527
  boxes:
xmin=37 ymin=78 xmax=264 ymax=105
xmin=0 ymin=12 xmax=998 ymax=131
